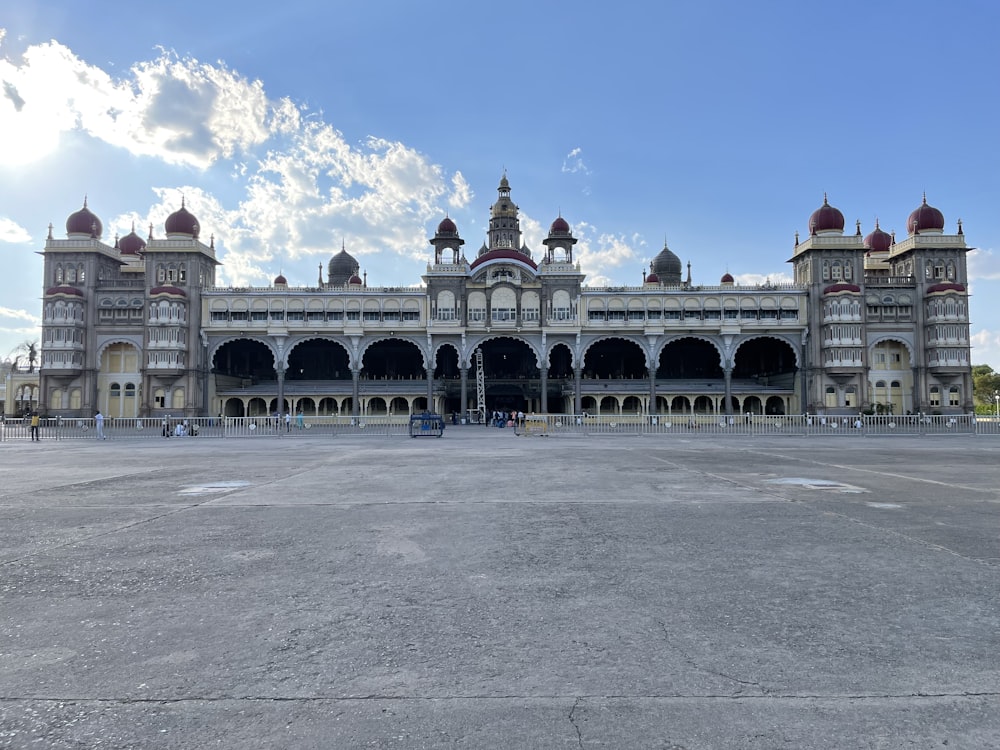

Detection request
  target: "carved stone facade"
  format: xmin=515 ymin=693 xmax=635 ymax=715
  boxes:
xmin=37 ymin=179 xmax=972 ymax=419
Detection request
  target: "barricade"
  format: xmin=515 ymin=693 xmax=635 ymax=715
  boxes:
xmin=0 ymin=413 xmax=993 ymax=441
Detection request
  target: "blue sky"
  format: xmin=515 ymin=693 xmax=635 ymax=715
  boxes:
xmin=2 ymin=1 xmax=999 ymax=368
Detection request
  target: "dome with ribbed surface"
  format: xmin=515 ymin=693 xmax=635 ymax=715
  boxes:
xmin=328 ymin=243 xmax=360 ymax=285
xmin=650 ymin=241 xmax=682 ymax=283
xmin=808 ymin=194 xmax=845 ymax=235
xmin=118 ymin=225 xmax=147 ymax=255
xmin=907 ymin=194 xmax=945 ymax=235
xmin=66 ymin=198 xmax=102 ymax=238
xmin=863 ymin=219 xmax=892 ymax=252
xmin=164 ymin=199 xmax=200 ymax=238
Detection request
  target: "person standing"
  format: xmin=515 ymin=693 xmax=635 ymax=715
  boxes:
xmin=30 ymin=411 xmax=40 ymax=442
xmin=296 ymin=409 xmax=305 ymax=429
xmin=285 ymin=411 xmax=291 ymax=432
xmin=95 ymin=410 xmax=105 ymax=440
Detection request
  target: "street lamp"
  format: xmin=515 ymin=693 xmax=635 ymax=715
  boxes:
xmin=994 ymin=390 xmax=999 ymax=419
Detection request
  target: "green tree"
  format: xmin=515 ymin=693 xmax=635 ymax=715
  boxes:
xmin=972 ymin=365 xmax=1000 ymax=413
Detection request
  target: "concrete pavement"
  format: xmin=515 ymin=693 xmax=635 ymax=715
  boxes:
xmin=1 ymin=431 xmax=999 ymax=748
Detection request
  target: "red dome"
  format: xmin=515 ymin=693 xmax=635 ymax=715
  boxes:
xmin=164 ymin=201 xmax=200 ymax=237
xmin=66 ymin=199 xmax=102 ymax=238
xmin=549 ymin=216 xmax=570 ymax=234
xmin=118 ymin=228 xmax=147 ymax=255
xmin=348 ymin=274 xmax=363 ymax=285
xmin=469 ymin=248 xmax=539 ymax=271
xmin=436 ymin=216 xmax=458 ymax=234
xmin=645 ymin=272 xmax=660 ymax=284
xmin=823 ymin=283 xmax=861 ymax=294
xmin=808 ymin=194 xmax=845 ymax=234
xmin=907 ymin=195 xmax=945 ymax=234
xmin=863 ymin=220 xmax=892 ymax=252
xmin=720 ymin=272 xmax=735 ymax=283
xmin=926 ymin=282 xmax=965 ymax=294
xmin=46 ymin=285 xmax=85 ymax=296
xmin=273 ymin=274 xmax=287 ymax=285
xmin=149 ymin=285 xmax=187 ymax=297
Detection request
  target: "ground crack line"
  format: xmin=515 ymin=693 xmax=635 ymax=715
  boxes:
xmin=657 ymin=620 xmax=768 ymax=697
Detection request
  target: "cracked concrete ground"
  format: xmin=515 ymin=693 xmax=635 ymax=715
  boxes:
xmin=1 ymin=429 xmax=999 ymax=749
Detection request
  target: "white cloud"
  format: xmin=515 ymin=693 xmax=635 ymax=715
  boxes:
xmin=971 ymin=328 xmax=1000 ymax=369
xmin=576 ymin=224 xmax=641 ymax=286
xmin=562 ymin=147 xmax=589 ymax=175
xmin=0 ymin=217 xmax=30 ymax=243
xmin=967 ymin=248 xmax=1000 ymax=282
xmin=0 ymin=38 xmax=276 ymax=169
xmin=733 ymin=271 xmax=794 ymax=286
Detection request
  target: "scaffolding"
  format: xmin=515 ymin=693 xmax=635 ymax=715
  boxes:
xmin=475 ymin=347 xmax=486 ymax=423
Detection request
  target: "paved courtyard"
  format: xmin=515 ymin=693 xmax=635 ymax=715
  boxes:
xmin=1 ymin=429 xmax=999 ymax=749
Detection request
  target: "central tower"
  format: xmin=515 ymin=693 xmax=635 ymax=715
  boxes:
xmin=487 ymin=173 xmax=521 ymax=251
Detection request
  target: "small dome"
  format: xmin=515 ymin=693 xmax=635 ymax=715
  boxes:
xmin=907 ymin=194 xmax=945 ymax=234
xmin=274 ymin=274 xmax=287 ymax=286
xmin=549 ymin=216 xmax=570 ymax=234
xmin=66 ymin=199 xmax=102 ymax=238
xmin=650 ymin=241 xmax=682 ymax=283
xmin=150 ymin=285 xmax=187 ymax=297
xmin=926 ymin=282 xmax=965 ymax=294
xmin=863 ymin=219 xmax=892 ymax=252
xmin=46 ymin=285 xmax=85 ymax=297
xmin=164 ymin=200 xmax=200 ymax=238
xmin=436 ymin=216 xmax=458 ymax=234
xmin=328 ymin=243 xmax=360 ymax=285
xmin=808 ymin=194 xmax=845 ymax=235
xmin=118 ymin=226 xmax=147 ymax=255
xmin=720 ymin=272 xmax=734 ymax=284
xmin=348 ymin=274 xmax=363 ymax=286
xmin=823 ymin=283 xmax=861 ymax=294
xmin=645 ymin=272 xmax=660 ymax=284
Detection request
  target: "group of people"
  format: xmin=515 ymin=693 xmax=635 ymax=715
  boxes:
xmin=491 ymin=409 xmax=526 ymax=429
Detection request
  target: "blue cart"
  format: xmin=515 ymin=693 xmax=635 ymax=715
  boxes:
xmin=409 ymin=412 xmax=445 ymax=438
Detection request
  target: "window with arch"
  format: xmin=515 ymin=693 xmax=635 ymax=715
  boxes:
xmin=55 ymin=265 xmax=64 ymax=283
xmin=949 ymin=386 xmax=959 ymax=407
xmin=825 ymin=385 xmax=836 ymax=408
xmin=929 ymin=386 xmax=941 ymax=407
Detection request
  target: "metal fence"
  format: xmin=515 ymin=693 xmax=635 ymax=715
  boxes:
xmin=1 ymin=414 xmax=998 ymax=441
xmin=0 ymin=415 xmax=412 ymax=441
xmin=512 ymin=413 xmax=997 ymax=438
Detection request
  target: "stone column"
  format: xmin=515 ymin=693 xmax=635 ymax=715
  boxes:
xmin=426 ymin=368 xmax=434 ymax=412
xmin=460 ymin=365 xmax=468 ymax=420
xmin=351 ymin=368 xmax=360 ymax=418
xmin=648 ymin=372 xmax=657 ymax=415
xmin=574 ymin=367 xmax=583 ymax=414
xmin=723 ymin=367 xmax=733 ymax=416
xmin=540 ymin=366 xmax=548 ymax=413
xmin=276 ymin=367 xmax=285 ymax=418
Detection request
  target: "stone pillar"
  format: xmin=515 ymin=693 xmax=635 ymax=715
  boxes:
xmin=460 ymin=365 xmax=468 ymax=420
xmin=426 ymin=368 xmax=434 ymax=412
xmin=648 ymin=372 xmax=657 ymax=415
xmin=540 ymin=367 xmax=548 ymax=413
xmin=723 ymin=367 xmax=733 ymax=416
xmin=574 ymin=367 xmax=583 ymax=414
xmin=351 ymin=368 xmax=360 ymax=418
xmin=276 ymin=367 xmax=285 ymax=418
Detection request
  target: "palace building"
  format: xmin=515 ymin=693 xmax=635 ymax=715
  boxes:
xmin=37 ymin=176 xmax=973 ymax=420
